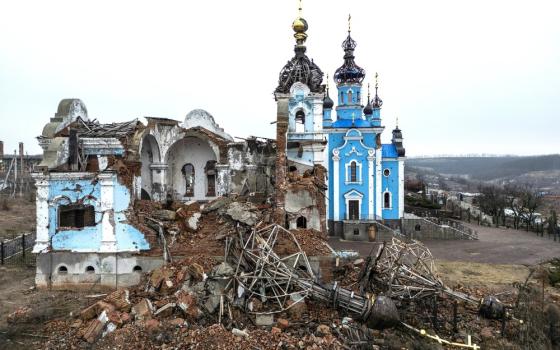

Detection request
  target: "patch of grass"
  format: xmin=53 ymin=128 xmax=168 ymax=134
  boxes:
xmin=0 ymin=197 xmax=10 ymax=211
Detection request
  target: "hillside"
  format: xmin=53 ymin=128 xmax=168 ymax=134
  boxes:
xmin=407 ymin=155 xmax=560 ymax=181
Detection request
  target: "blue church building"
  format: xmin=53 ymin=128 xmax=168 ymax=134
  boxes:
xmin=323 ymin=29 xmax=405 ymax=239
xmin=322 ymin=25 xmax=406 ymax=239
xmin=275 ymin=6 xmax=406 ymax=239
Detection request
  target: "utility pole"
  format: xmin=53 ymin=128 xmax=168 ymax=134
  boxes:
xmin=19 ymin=142 xmax=24 ymax=197
xmin=12 ymin=150 xmax=17 ymax=198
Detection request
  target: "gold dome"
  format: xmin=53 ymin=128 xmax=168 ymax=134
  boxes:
xmin=292 ymin=17 xmax=308 ymax=33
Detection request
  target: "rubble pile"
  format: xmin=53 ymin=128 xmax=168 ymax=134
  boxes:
xmin=131 ymin=196 xmax=334 ymax=258
xmin=26 ymin=197 xmax=560 ymax=349
xmin=40 ymin=252 xmax=353 ymax=349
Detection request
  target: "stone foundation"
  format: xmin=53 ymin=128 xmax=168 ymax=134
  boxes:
xmin=35 ymin=252 xmax=165 ymax=290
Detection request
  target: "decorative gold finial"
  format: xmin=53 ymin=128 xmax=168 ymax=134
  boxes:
xmin=396 ymin=116 xmax=399 ymax=128
xmin=326 ymin=74 xmax=330 ymax=91
xmin=367 ymin=83 xmax=371 ymax=100
xmin=348 ymin=14 xmax=352 ymax=33
xmin=292 ymin=0 xmax=308 ymax=44
xmin=375 ymin=72 xmax=379 ymax=89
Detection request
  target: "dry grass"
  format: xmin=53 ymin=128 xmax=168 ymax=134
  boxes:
xmin=436 ymin=260 xmax=531 ymax=286
xmin=0 ymin=194 xmax=36 ymax=240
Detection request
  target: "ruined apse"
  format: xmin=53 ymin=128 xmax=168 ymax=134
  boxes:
xmin=32 ymin=100 xmax=275 ymax=288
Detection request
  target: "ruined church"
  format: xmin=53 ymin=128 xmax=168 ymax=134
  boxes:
xmin=32 ymin=7 xmax=404 ymax=287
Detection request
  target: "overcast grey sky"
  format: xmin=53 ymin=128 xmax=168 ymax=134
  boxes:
xmin=0 ymin=0 xmax=558 ymax=156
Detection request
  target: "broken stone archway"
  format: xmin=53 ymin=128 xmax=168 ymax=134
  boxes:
xmin=140 ymin=134 xmax=161 ymax=200
xmin=165 ymin=136 xmax=219 ymax=201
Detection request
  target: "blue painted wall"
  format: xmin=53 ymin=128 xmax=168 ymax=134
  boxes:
xmin=47 ymin=174 xmax=149 ymax=252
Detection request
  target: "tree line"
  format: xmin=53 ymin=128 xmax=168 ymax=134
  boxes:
xmin=475 ymin=183 xmax=557 ymax=233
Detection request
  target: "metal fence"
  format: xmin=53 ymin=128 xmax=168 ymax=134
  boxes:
xmin=0 ymin=232 xmax=36 ymax=266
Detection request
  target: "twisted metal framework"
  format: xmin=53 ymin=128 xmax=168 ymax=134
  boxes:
xmin=229 ymin=224 xmax=316 ymax=313
xmin=359 ymin=238 xmax=477 ymax=304
xmin=276 ymin=47 xmax=324 ymax=93
xmin=227 ymin=224 xmax=399 ymax=328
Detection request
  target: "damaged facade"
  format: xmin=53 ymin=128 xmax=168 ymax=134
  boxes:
xmin=32 ymin=100 xmax=275 ymax=288
xmin=32 ymin=6 xmax=406 ymax=287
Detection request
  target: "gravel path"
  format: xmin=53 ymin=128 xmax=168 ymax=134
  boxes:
xmin=329 ymin=223 xmax=560 ymax=265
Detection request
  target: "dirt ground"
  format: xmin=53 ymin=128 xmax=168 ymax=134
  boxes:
xmin=329 ymin=223 xmax=560 ymax=265
xmin=0 ymin=195 xmax=36 ymax=241
xmin=0 ymin=265 xmax=95 ymax=350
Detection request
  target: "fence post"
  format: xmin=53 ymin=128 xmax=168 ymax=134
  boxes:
xmin=21 ymin=234 xmax=25 ymax=260
xmin=1 ymin=241 xmax=4 ymax=265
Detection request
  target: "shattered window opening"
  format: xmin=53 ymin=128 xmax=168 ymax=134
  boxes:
xmin=296 ymin=216 xmax=307 ymax=229
xmin=181 ymin=163 xmax=195 ymax=197
xmin=205 ymin=160 xmax=216 ymax=197
xmin=58 ymin=204 xmax=95 ymax=229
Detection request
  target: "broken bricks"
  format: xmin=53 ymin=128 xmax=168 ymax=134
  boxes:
xmin=131 ymin=298 xmax=154 ymax=321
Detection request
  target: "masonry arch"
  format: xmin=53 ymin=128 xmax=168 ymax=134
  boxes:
xmin=140 ymin=134 xmax=161 ymax=200
xmin=165 ymin=136 xmax=218 ymax=200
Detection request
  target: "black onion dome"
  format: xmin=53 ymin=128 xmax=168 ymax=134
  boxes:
xmin=372 ymin=90 xmax=383 ymax=108
xmin=363 ymin=100 xmax=373 ymax=115
xmin=276 ymin=46 xmax=324 ymax=93
xmin=323 ymin=87 xmax=334 ymax=109
xmin=334 ymin=33 xmax=365 ymax=85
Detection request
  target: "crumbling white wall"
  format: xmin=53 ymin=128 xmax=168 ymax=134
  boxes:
xmin=285 ymin=189 xmax=321 ymax=231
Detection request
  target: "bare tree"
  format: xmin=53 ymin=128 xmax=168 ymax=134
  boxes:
xmin=519 ymin=185 xmax=543 ymax=232
xmin=504 ymin=184 xmax=526 ymax=229
xmin=547 ymin=210 xmax=558 ymax=237
xmin=477 ymin=184 xmax=506 ymax=228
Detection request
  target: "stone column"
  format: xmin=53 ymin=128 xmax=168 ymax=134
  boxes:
xmin=32 ymin=174 xmax=50 ymax=253
xmin=333 ymin=149 xmax=340 ymax=221
xmin=274 ymin=99 xmax=289 ymax=225
xmin=215 ymin=164 xmax=230 ymax=197
xmin=99 ymin=173 xmax=117 ymax=252
xmin=150 ymin=163 xmax=168 ymax=202
xmin=367 ymin=150 xmax=375 ymax=220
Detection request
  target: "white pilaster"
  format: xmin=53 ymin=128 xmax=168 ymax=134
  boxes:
xmin=99 ymin=173 xmax=117 ymax=252
xmin=399 ymin=159 xmax=405 ymax=218
xmin=32 ymin=175 xmax=50 ymax=253
xmin=375 ymin=147 xmax=382 ymax=219
xmin=367 ymin=150 xmax=374 ymax=220
xmin=333 ymin=150 xmax=340 ymax=221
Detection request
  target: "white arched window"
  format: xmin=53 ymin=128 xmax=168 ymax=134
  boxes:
xmin=295 ymin=110 xmax=305 ymax=133
xmin=345 ymin=160 xmax=362 ymax=184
